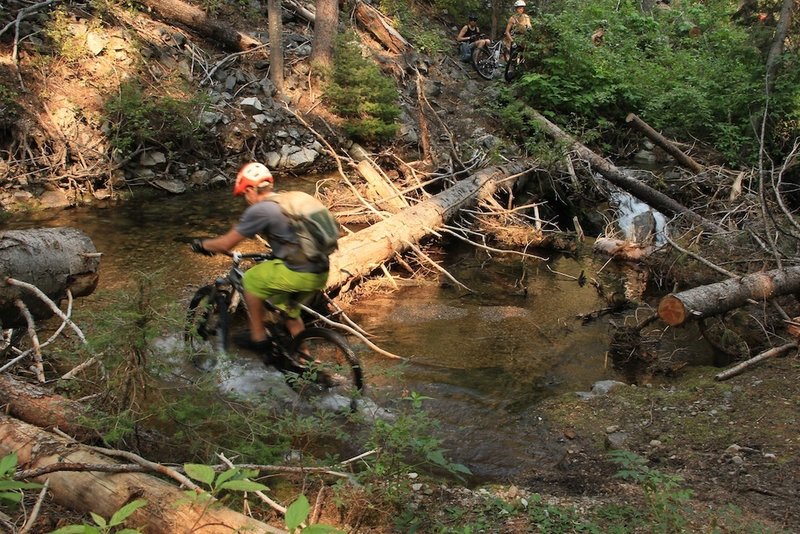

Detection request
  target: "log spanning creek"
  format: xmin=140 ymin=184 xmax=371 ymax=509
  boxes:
xmin=3 ymin=179 xmax=712 ymax=480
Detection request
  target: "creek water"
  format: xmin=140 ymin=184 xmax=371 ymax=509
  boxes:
xmin=2 ymin=177 xmax=704 ymax=480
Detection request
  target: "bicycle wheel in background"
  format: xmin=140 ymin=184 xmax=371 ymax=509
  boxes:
xmin=471 ymin=46 xmax=495 ymax=80
xmin=185 ymin=285 xmax=230 ymax=366
xmin=287 ymin=327 xmax=364 ymax=410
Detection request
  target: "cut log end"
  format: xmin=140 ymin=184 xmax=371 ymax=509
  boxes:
xmin=658 ymin=294 xmax=687 ymax=326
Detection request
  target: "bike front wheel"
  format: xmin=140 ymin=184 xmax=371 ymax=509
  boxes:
xmin=185 ymin=285 xmax=230 ymax=364
xmin=287 ymin=327 xmax=364 ymax=409
xmin=471 ymin=46 xmax=496 ymax=80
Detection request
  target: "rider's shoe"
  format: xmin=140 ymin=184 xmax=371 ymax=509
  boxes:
xmin=233 ymin=332 xmax=271 ymax=354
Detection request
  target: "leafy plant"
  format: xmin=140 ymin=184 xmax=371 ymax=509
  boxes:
xmin=0 ymin=453 xmax=42 ymax=507
xmin=610 ymin=450 xmax=691 ymax=533
xmin=104 ymin=80 xmax=208 ymax=159
xmin=285 ymin=494 xmax=342 ymax=533
xmin=325 ymin=32 xmax=400 ymax=143
xmin=49 ymin=499 xmax=147 ymax=533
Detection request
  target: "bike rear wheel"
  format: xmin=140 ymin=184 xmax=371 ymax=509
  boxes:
xmin=286 ymin=327 xmax=364 ymax=409
xmin=471 ymin=46 xmax=495 ymax=80
xmin=185 ymin=285 xmax=230 ymax=364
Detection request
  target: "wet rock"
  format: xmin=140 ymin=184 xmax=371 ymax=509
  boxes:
xmin=225 ymin=75 xmax=237 ymax=91
xmin=208 ymin=174 xmax=228 ymax=187
xmin=139 ymin=151 xmax=166 ymax=166
xmin=39 ymin=189 xmax=71 ymax=208
xmin=153 ymin=179 xmax=186 ymax=194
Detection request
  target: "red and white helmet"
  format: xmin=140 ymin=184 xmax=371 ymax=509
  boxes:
xmin=233 ymin=162 xmax=273 ymax=196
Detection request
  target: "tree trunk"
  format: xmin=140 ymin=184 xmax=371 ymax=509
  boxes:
xmin=658 ymin=266 xmax=800 ymax=326
xmin=136 ymin=0 xmax=262 ymax=51
xmin=0 ymin=414 xmax=287 ymax=534
xmin=269 ymin=0 xmax=284 ymax=92
xmin=310 ymin=0 xmax=337 ymax=68
xmin=765 ymin=0 xmax=794 ymax=95
xmin=528 ymin=108 xmax=722 ymax=233
xmin=354 ymin=0 xmax=412 ymax=55
xmin=326 ymin=160 xmax=533 ymax=290
xmin=0 ymin=228 xmax=100 ymax=328
xmin=625 ymin=113 xmax=704 ymax=173
xmin=0 ymin=374 xmax=99 ymax=441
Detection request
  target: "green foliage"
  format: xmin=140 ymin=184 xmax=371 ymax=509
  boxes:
xmin=610 ymin=450 xmax=692 ymax=533
xmin=182 ymin=464 xmax=268 ymax=505
xmin=0 ymin=453 xmax=42 ymax=507
xmin=0 ymin=85 xmax=21 ymax=126
xmin=49 ymin=499 xmax=147 ymax=533
xmin=325 ymin=33 xmax=400 ymax=143
xmin=363 ymin=392 xmax=471 ymax=483
xmin=103 ymin=80 xmax=208 ymax=159
xmin=45 ymin=7 xmax=88 ymax=62
xmin=503 ymin=0 xmax=800 ymax=165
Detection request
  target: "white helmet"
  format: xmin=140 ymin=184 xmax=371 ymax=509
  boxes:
xmin=514 ymin=0 xmax=526 ymax=7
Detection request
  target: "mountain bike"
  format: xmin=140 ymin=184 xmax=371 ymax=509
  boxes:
xmin=185 ymin=251 xmax=364 ymax=407
xmin=504 ymin=42 xmax=525 ymax=82
xmin=471 ymin=39 xmax=503 ymax=80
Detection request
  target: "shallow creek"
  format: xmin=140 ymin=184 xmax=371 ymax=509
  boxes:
xmin=3 ymin=179 xmax=709 ymax=480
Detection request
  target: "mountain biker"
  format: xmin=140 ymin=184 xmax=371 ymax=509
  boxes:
xmin=457 ymin=14 xmax=490 ymax=62
xmin=191 ymin=162 xmax=330 ymax=353
xmin=504 ymin=0 xmax=532 ymax=60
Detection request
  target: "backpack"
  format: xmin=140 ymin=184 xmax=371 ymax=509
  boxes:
xmin=267 ymin=191 xmax=340 ymax=262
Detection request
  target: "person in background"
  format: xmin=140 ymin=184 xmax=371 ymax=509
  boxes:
xmin=457 ymin=14 xmax=491 ymax=62
xmin=504 ymin=0 xmax=532 ymax=60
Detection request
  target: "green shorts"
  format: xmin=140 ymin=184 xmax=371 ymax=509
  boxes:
xmin=242 ymin=259 xmax=328 ymax=319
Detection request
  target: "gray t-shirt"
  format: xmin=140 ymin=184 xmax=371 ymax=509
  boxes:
xmin=235 ymin=199 xmax=328 ymax=273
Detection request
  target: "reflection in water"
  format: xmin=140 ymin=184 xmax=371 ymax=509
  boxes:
xmin=4 ymin=184 xmax=639 ymax=480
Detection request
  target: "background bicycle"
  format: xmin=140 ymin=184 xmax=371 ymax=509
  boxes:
xmin=471 ymin=39 xmax=503 ymax=80
xmin=185 ymin=251 xmax=364 ymax=408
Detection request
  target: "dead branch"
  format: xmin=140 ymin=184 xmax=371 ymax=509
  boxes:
xmin=14 ymin=299 xmax=44 ymax=382
xmin=714 ymin=342 xmax=797 ymax=381
xmin=5 ymin=278 xmax=87 ymax=344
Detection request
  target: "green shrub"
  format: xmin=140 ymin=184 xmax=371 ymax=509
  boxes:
xmin=504 ymin=0 xmax=799 ymax=165
xmin=104 ymin=80 xmax=208 ymax=159
xmin=0 ymin=85 xmax=20 ymax=128
xmin=325 ymin=33 xmax=400 ymax=143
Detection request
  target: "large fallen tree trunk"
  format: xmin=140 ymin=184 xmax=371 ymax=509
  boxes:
xmin=528 ymin=109 xmax=722 ymax=233
xmin=326 ymin=160 xmax=533 ymax=290
xmin=0 ymin=373 xmax=99 ymax=441
xmin=0 ymin=228 xmax=100 ymax=328
xmin=658 ymin=266 xmax=800 ymax=326
xmin=354 ymin=0 xmax=412 ymax=55
xmin=0 ymin=414 xmax=286 ymax=533
xmin=136 ymin=0 xmax=262 ymax=51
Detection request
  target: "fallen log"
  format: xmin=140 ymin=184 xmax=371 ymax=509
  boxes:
xmin=354 ymin=0 xmax=412 ymax=55
xmin=349 ymin=146 xmax=409 ymax=214
xmin=625 ymin=113 xmax=704 ymax=173
xmin=0 ymin=228 xmax=100 ymax=328
xmin=714 ymin=342 xmax=798 ymax=381
xmin=326 ymin=160 xmax=534 ymax=290
xmin=528 ymin=108 xmax=722 ymax=233
xmin=0 ymin=414 xmax=287 ymax=534
xmin=135 ymin=0 xmax=262 ymax=51
xmin=0 ymin=373 xmax=99 ymax=441
xmin=658 ymin=266 xmax=800 ymax=326
xmin=593 ymin=237 xmax=654 ymax=262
